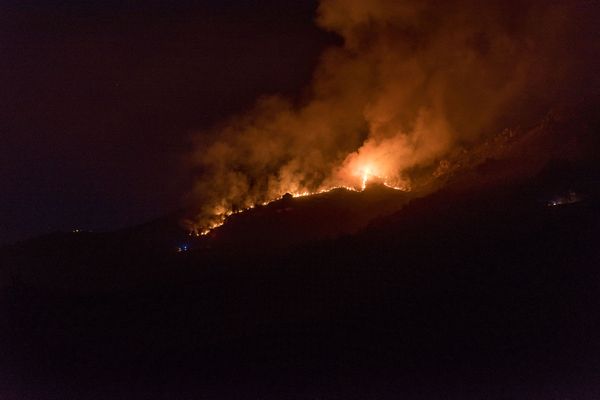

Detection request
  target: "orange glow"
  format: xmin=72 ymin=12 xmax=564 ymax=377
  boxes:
xmin=192 ymin=161 xmax=409 ymax=237
xmin=361 ymin=166 xmax=371 ymax=191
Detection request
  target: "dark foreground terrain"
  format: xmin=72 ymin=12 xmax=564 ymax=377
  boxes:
xmin=2 ymin=159 xmax=600 ymax=399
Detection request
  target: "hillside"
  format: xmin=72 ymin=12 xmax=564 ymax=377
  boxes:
xmin=1 ymin=159 xmax=600 ymax=399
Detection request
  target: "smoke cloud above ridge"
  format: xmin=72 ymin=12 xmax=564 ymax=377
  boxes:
xmin=185 ymin=0 xmax=597 ymax=232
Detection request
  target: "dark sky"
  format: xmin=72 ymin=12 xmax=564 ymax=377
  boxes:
xmin=1 ymin=0 xmax=333 ymax=244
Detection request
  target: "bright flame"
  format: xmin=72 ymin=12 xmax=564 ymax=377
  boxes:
xmin=361 ymin=167 xmax=371 ymax=191
xmin=191 ymin=162 xmax=409 ymax=237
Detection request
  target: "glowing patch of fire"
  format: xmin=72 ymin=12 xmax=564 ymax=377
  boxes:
xmin=191 ymin=167 xmax=409 ymax=237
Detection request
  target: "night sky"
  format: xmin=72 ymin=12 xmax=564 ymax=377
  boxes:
xmin=1 ymin=0 xmax=332 ymax=244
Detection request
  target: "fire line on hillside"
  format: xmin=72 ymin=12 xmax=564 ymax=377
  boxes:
xmin=190 ymin=166 xmax=409 ymax=237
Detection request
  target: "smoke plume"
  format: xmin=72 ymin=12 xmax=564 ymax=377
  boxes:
xmin=185 ymin=0 xmax=597 ymax=232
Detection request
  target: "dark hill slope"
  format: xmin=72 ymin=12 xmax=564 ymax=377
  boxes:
xmin=204 ymin=183 xmax=410 ymax=250
xmin=1 ymin=161 xmax=600 ymax=399
xmin=0 ymin=183 xmax=410 ymax=292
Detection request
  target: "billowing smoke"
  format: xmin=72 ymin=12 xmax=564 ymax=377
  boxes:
xmin=185 ymin=0 xmax=597 ymax=233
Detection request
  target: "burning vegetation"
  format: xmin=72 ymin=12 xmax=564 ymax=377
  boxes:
xmin=193 ymin=176 xmax=407 ymax=237
xmin=184 ymin=0 xmax=598 ymax=236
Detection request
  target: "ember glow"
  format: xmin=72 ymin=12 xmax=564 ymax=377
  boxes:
xmin=192 ymin=162 xmax=408 ymax=236
xmin=185 ymin=0 xmax=592 ymax=236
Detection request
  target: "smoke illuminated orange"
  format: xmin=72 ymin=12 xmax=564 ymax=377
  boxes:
xmin=185 ymin=0 xmax=584 ymax=239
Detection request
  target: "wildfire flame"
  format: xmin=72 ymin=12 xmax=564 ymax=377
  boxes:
xmin=361 ymin=167 xmax=371 ymax=191
xmin=191 ymin=163 xmax=409 ymax=237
